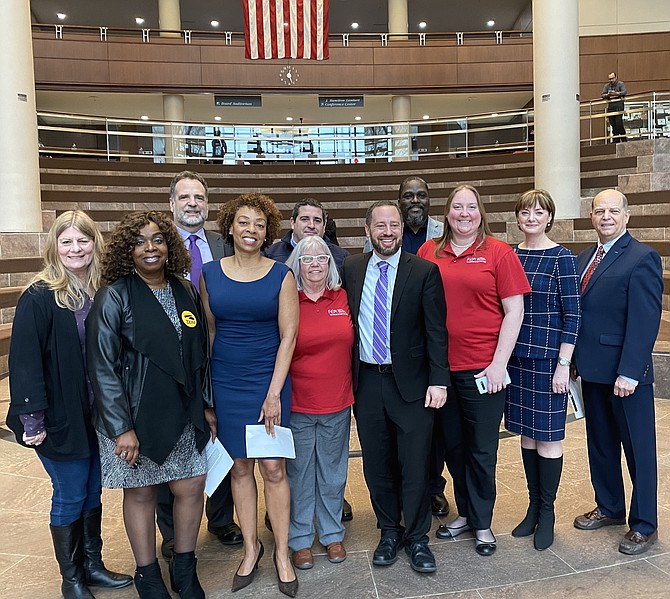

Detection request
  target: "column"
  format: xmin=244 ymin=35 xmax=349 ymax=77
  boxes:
xmin=0 ymin=0 xmax=42 ymax=232
xmin=388 ymin=0 xmax=411 ymax=161
xmin=532 ymin=0 xmax=581 ymax=217
xmin=159 ymin=0 xmax=181 ymax=37
xmin=163 ymin=94 xmax=186 ymax=164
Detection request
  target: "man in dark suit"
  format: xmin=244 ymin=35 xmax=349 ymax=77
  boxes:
xmin=573 ymin=189 xmax=662 ymax=555
xmin=157 ymin=171 xmax=239 ymax=558
xmin=341 ymin=200 xmax=450 ymax=573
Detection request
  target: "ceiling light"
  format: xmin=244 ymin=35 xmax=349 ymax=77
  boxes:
xmin=419 ymin=22 xmax=427 ymax=29
xmin=286 ymin=116 xmax=293 ymax=121
xmin=135 ymin=17 xmax=145 ymax=25
xmin=56 ymin=13 xmax=67 ymax=20
xmin=354 ymin=116 xmax=362 ymax=121
xmin=422 ymin=115 xmax=430 ymax=120
xmin=491 ymin=112 xmax=499 ymax=117
xmin=140 ymin=115 xmax=149 ymax=121
xmin=214 ymin=116 xmax=222 ymax=121
xmin=351 ymin=22 xmax=359 ymax=30
xmin=487 ymin=20 xmax=495 ymax=27
xmin=210 ymin=20 xmax=220 ymax=27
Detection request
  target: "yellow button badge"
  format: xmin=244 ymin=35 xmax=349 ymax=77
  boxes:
xmin=181 ymin=310 xmax=197 ymax=328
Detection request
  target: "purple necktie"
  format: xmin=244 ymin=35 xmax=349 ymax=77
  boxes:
xmin=372 ymin=261 xmax=390 ymax=364
xmin=188 ymin=234 xmax=203 ymax=292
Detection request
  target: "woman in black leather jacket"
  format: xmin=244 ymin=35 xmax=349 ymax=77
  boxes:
xmin=87 ymin=211 xmax=216 ymax=599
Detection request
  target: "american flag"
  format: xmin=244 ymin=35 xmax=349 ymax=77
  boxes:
xmin=243 ymin=0 xmax=329 ymax=60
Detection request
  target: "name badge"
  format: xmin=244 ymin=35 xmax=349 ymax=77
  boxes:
xmin=181 ymin=310 xmax=197 ymax=328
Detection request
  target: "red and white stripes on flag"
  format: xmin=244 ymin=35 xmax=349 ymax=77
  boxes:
xmin=243 ymin=0 xmax=329 ymax=60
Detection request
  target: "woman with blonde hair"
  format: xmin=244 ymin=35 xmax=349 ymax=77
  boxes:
xmin=417 ymin=185 xmax=530 ymax=557
xmin=8 ymin=210 xmax=132 ymax=599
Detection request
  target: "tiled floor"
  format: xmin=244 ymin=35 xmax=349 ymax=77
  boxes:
xmin=2 ymin=349 xmax=670 ymax=597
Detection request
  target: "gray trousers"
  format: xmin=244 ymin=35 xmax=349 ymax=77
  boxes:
xmin=286 ymin=407 xmax=351 ymax=550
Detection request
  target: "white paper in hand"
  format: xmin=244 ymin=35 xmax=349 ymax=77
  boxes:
xmin=204 ymin=438 xmax=234 ymax=497
xmin=245 ymin=425 xmax=296 ymax=459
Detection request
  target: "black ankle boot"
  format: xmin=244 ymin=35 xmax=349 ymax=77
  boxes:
xmin=534 ymin=455 xmax=563 ymax=550
xmin=81 ymin=506 xmax=133 ymax=589
xmin=170 ymin=551 xmax=205 ymax=599
xmin=134 ymin=561 xmax=171 ymax=599
xmin=512 ymin=448 xmax=540 ymax=537
xmin=50 ymin=519 xmax=95 ymax=599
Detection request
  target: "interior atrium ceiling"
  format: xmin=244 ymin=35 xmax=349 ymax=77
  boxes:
xmin=30 ymin=0 xmax=532 ymax=34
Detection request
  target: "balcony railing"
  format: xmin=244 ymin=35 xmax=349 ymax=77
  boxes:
xmin=36 ymin=92 xmax=670 ymax=164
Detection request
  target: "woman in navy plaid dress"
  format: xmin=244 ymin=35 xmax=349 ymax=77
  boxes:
xmin=505 ymin=190 xmax=580 ymax=551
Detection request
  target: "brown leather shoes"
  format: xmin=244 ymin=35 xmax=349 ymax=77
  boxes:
xmin=573 ymin=507 xmax=626 ymax=530
xmin=618 ymin=529 xmax=658 ymax=555
xmin=292 ymin=548 xmax=314 ymax=570
xmin=326 ymin=542 xmax=347 ymax=563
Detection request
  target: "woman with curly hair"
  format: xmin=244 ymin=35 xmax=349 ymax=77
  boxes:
xmin=8 ymin=210 xmax=132 ymax=599
xmin=200 ymin=194 xmax=299 ymax=596
xmin=87 ymin=211 xmax=216 ymax=599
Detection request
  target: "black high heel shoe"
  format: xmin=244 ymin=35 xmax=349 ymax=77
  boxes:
xmin=273 ymin=550 xmax=299 ymax=598
xmin=231 ymin=541 xmax=264 ymax=593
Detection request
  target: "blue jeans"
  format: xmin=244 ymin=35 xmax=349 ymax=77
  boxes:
xmin=38 ymin=449 xmax=102 ymax=526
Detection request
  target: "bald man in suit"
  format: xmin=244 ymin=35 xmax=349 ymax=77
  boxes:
xmin=573 ymin=189 xmax=662 ymax=555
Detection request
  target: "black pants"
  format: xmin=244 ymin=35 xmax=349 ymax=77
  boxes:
xmin=607 ymin=103 xmax=627 ymax=142
xmin=428 ymin=415 xmax=447 ymax=496
xmin=354 ymin=367 xmax=433 ymax=544
xmin=156 ymin=474 xmax=234 ymax=541
xmin=439 ymin=369 xmax=505 ymax=530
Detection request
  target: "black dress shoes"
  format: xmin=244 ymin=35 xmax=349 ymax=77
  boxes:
xmin=342 ymin=498 xmax=354 ymax=522
xmin=372 ymin=537 xmax=401 ymax=566
xmin=431 ymin=494 xmax=450 ymax=517
xmin=474 ymin=531 xmax=496 ymax=557
xmin=573 ymin=507 xmax=626 ymax=530
xmin=405 ymin=542 xmax=436 ymax=573
xmin=208 ymin=522 xmax=243 ymax=545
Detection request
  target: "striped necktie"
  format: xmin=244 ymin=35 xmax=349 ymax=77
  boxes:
xmin=372 ymin=261 xmax=390 ymax=364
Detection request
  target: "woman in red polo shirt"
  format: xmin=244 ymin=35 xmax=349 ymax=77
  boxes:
xmin=418 ymin=184 xmax=530 ymax=557
xmin=284 ymin=236 xmax=354 ymax=570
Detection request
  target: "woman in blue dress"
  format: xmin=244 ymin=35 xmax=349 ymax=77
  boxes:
xmin=201 ymin=194 xmax=299 ymax=597
xmin=505 ymin=189 xmax=581 ymax=551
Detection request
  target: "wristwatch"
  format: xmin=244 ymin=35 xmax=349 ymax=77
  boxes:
xmin=558 ymin=356 xmax=571 ymax=367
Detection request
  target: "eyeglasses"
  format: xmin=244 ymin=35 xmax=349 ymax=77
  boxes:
xmin=298 ymin=254 xmax=330 ymax=264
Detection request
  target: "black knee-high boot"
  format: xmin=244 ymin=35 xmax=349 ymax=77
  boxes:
xmin=534 ymin=455 xmax=563 ymax=551
xmin=512 ymin=447 xmax=540 ymax=537
xmin=81 ymin=506 xmax=133 ymax=588
xmin=50 ymin=518 xmax=95 ymax=599
xmin=134 ymin=561 xmax=171 ymax=599
xmin=170 ymin=551 xmax=205 ymax=599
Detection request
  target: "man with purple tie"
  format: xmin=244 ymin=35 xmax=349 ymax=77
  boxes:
xmin=157 ymin=171 xmax=240 ymax=558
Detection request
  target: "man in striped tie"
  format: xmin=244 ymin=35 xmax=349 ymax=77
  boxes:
xmin=157 ymin=171 xmax=239 ymax=558
xmin=341 ymin=200 xmax=450 ymax=574
xmin=573 ymin=189 xmax=663 ymax=555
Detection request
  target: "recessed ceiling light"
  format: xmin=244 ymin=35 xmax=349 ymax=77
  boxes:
xmin=351 ymin=22 xmax=359 ymax=30
xmin=487 ymin=20 xmax=495 ymax=27
xmin=354 ymin=116 xmax=362 ymax=121
xmin=491 ymin=112 xmax=499 ymax=117
xmin=210 ymin=20 xmax=220 ymax=27
xmin=135 ymin=17 xmax=145 ymax=25
xmin=286 ymin=116 xmax=293 ymax=121
xmin=419 ymin=22 xmax=427 ymax=29
xmin=56 ymin=13 xmax=67 ymax=20
xmin=422 ymin=115 xmax=430 ymax=120
xmin=214 ymin=116 xmax=222 ymax=121
xmin=140 ymin=115 xmax=149 ymax=121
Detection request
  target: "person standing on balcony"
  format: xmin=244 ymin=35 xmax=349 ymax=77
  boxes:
xmin=601 ymin=72 xmax=628 ymax=143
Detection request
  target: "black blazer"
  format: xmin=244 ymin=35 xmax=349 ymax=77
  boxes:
xmin=574 ymin=232 xmax=663 ymax=385
xmin=7 ymin=283 xmax=96 ymax=460
xmin=341 ymin=250 xmax=450 ymax=402
xmin=205 ymin=229 xmax=234 ymax=259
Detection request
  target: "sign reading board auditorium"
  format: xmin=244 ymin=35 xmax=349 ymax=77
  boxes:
xmin=215 ymin=96 xmax=262 ymax=107
xmin=319 ymin=96 xmax=365 ymax=108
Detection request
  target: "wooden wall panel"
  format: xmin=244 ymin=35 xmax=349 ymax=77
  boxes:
xmin=618 ymin=51 xmax=670 ymax=84
xmin=457 ymin=62 xmax=532 ymax=86
xmin=108 ymin=42 xmax=202 ymax=63
xmin=373 ymin=64 xmax=459 ymax=88
xmin=579 ymin=36 xmax=618 ymax=55
xmin=108 ymin=62 xmax=203 ymax=87
xmin=34 ymin=58 xmax=110 ymax=85
xmin=457 ymin=43 xmax=532 ymax=64
xmin=618 ymin=33 xmax=670 ymax=53
xmin=33 ymin=38 xmax=109 ymax=60
xmin=372 ymin=46 xmax=458 ymax=65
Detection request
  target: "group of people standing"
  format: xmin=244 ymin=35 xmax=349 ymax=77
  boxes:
xmin=7 ymin=168 xmax=663 ymax=599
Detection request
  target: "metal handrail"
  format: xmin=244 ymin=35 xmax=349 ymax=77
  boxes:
xmin=36 ymin=92 xmax=670 ymax=164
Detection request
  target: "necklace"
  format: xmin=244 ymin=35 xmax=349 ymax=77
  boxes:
xmin=450 ymin=239 xmax=475 ymax=249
